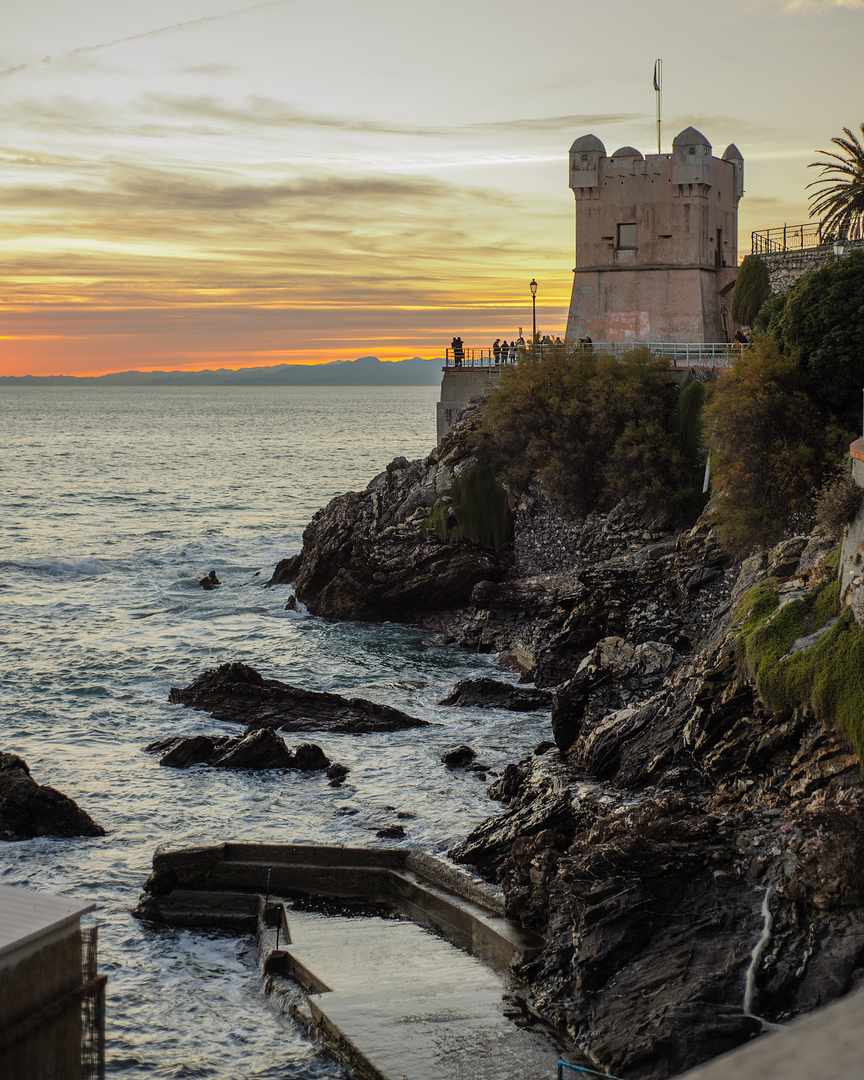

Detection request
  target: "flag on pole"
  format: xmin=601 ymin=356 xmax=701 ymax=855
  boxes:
xmin=653 ymin=60 xmax=661 ymax=91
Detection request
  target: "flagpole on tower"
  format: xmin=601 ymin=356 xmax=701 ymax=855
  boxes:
xmin=654 ymin=59 xmax=662 ymax=154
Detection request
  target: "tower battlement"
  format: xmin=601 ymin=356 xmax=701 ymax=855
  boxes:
xmin=565 ymin=128 xmax=743 ymax=345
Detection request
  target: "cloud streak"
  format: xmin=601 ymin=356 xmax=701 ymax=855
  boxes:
xmin=780 ymin=0 xmax=863 ymax=10
xmin=0 ymin=1 xmax=287 ymax=80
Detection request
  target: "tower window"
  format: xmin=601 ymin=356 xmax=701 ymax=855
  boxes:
xmin=617 ymin=223 xmax=637 ymax=249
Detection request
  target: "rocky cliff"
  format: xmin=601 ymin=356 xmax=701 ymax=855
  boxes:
xmin=274 ymin=418 xmax=864 ymax=1080
xmin=269 ymin=409 xmax=506 ymax=619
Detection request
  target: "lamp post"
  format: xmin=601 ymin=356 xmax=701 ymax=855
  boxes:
xmin=530 ymin=279 xmax=538 ymax=344
xmin=834 ymin=239 xmax=846 ymax=260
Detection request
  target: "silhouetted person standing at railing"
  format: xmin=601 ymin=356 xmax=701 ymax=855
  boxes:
xmin=493 ymin=339 xmax=501 ymax=363
xmin=453 ymin=336 xmax=464 ymax=367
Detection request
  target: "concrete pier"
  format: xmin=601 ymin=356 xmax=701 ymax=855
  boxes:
xmin=261 ymin=907 xmax=561 ymax=1080
xmin=136 ymin=843 xmax=573 ymax=1080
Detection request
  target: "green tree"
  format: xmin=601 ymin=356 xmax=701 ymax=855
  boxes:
xmin=477 ymin=345 xmax=694 ymax=518
xmin=758 ymin=248 xmax=864 ymax=431
xmin=730 ymin=254 xmax=771 ymax=326
xmin=807 ymin=123 xmax=864 ymax=241
xmin=703 ymin=339 xmax=828 ymax=553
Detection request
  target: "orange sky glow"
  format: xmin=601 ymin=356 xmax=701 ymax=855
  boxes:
xmin=1 ymin=0 xmax=860 ymax=379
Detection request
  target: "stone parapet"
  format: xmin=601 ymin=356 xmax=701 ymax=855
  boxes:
xmin=761 ymin=240 xmax=864 ymax=294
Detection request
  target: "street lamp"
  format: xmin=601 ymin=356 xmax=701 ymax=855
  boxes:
xmin=834 ymin=239 xmax=846 ymax=260
xmin=530 ymin=279 xmax=538 ymax=344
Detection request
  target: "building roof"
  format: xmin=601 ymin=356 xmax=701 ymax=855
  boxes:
xmin=673 ymin=126 xmax=711 ymax=148
xmin=611 ymin=146 xmax=644 ymax=159
xmin=723 ymin=143 xmax=743 ymax=161
xmin=569 ymin=134 xmax=606 ymax=154
xmin=0 ymin=885 xmax=94 ymax=961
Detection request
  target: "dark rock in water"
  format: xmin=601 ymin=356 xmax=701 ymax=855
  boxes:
xmin=441 ymin=744 xmax=476 ymax=768
xmin=158 ymin=735 xmax=230 ymax=769
xmin=288 ymin=742 xmax=331 ymax=771
xmin=0 ymin=752 xmax=105 ymax=840
xmin=439 ymin=677 xmax=552 ymax=711
xmin=199 ymin=570 xmax=221 ymax=590
xmin=376 ymin=824 xmax=406 ymax=839
xmin=268 ymin=553 xmax=303 ymax=587
xmin=211 ymin=728 xmax=296 ymax=770
xmin=325 ymin=763 xmax=350 ymax=785
xmin=147 ymin=729 xmax=333 ymax=773
xmin=169 ymin=662 xmax=428 ymax=734
xmin=284 ymin=594 xmax=298 ymax=611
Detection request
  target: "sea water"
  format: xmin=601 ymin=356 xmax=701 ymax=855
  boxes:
xmin=0 ymin=385 xmax=547 ymax=1079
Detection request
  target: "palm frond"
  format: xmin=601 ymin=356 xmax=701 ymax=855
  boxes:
xmin=807 ymin=122 xmax=864 ymax=239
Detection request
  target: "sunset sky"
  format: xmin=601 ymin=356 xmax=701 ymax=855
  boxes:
xmin=1 ymin=0 xmax=861 ymax=377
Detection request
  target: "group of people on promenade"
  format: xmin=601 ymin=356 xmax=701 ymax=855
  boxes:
xmin=492 ymin=337 xmax=522 ymax=363
xmin=450 ymin=329 xmax=557 ymax=367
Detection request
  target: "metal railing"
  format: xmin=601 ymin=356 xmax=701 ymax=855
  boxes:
xmin=81 ymin=926 xmax=106 ymax=1080
xmin=558 ymin=1059 xmax=629 ymax=1080
xmin=445 ymin=347 xmax=522 ymax=367
xmin=580 ymin=341 xmax=745 ymax=369
xmin=444 ymin=342 xmax=746 ymax=372
xmin=751 ymin=222 xmax=825 ymax=254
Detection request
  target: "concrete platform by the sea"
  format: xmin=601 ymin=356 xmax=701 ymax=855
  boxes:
xmin=262 ymin=907 xmax=561 ymax=1080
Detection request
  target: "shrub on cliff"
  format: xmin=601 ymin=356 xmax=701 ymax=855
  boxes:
xmin=423 ymin=459 xmax=512 ymax=553
xmin=731 ymin=254 xmax=771 ymax=327
xmin=476 ymin=345 xmax=695 ymax=518
xmin=703 ymin=339 xmax=830 ymax=554
xmin=757 ymin=247 xmax=864 ymax=431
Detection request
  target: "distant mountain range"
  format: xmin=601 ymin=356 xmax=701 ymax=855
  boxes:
xmin=1 ymin=355 xmax=445 ymax=387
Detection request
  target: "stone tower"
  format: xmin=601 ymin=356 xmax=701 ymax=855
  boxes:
xmin=565 ymin=128 xmax=744 ymax=345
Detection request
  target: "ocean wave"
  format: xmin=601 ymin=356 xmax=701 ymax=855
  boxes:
xmin=4 ymin=556 xmax=112 ymax=577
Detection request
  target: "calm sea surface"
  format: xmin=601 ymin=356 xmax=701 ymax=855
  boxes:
xmin=0 ymin=385 xmax=546 ymax=1079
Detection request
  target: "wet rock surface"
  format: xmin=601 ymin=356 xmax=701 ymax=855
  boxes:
xmin=439 ymin=676 xmax=552 ymax=711
xmin=0 ymin=752 xmax=105 ymax=840
xmin=146 ymin=730 xmax=336 ymax=773
xmin=169 ymin=662 xmax=428 ymax=734
xmin=441 ymin=744 xmax=476 ymax=769
xmin=448 ymin=532 xmax=864 ymax=1079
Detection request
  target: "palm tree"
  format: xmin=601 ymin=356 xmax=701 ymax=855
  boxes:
xmin=807 ymin=123 xmax=864 ymax=241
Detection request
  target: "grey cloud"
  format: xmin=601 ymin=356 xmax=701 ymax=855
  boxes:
xmin=179 ymin=64 xmax=241 ymax=76
xmin=145 ymin=93 xmax=638 ymax=140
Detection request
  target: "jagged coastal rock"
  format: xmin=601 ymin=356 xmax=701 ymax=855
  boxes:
xmin=169 ymin=662 xmax=427 ymax=734
xmin=447 ymin=532 xmax=862 ymax=1079
xmin=272 ymin=415 xmax=864 ymax=1078
xmin=268 ymin=412 xmax=504 ymax=619
xmin=145 ymin=730 xmax=336 ymax=772
xmin=439 ymin=676 xmax=552 ymax=711
xmin=0 ymin=752 xmax=105 ymax=840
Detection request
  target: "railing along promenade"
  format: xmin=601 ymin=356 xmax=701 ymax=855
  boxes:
xmin=444 ymin=341 xmax=746 ymax=371
xmin=751 ymin=222 xmax=826 ymax=254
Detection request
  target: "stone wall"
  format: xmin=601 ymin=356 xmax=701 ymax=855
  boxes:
xmin=761 ymin=239 xmax=864 ymax=295
xmin=437 ymin=367 xmax=497 ymax=441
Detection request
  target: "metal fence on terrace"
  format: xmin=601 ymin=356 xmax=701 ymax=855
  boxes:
xmin=751 ymin=222 xmax=825 ymax=254
xmin=444 ymin=341 xmax=746 ymax=371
